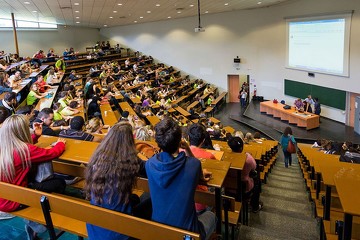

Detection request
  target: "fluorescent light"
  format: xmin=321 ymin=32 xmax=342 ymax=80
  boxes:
xmin=104 ymin=25 xmax=107 ymax=27
xmin=139 ymin=16 xmax=143 ymax=19
xmin=32 ymin=10 xmax=37 ymax=12
xmin=190 ymin=4 xmax=194 ymax=7
xmin=257 ymin=1 xmax=262 ymax=4
xmin=109 ymin=16 xmax=113 ymax=18
xmin=113 ymin=11 xmax=117 ymax=13
xmin=147 ymin=11 xmax=151 ymax=14
xmin=24 ymin=2 xmax=30 ymax=4
xmin=225 ymin=3 xmax=229 ymax=6
xmin=205 ymin=11 xmax=209 ymax=13
xmin=134 ymin=20 xmax=137 ymax=23
xmin=76 ymin=21 xmax=80 ymax=23
xmin=177 ymin=11 xmax=181 ymax=14
xmin=155 ymin=4 xmax=160 ymax=7
xmin=75 ymin=10 xmax=79 ymax=13
xmin=74 ymin=3 xmax=79 ymax=5
xmin=117 ymin=3 xmax=122 ymax=6
xmin=167 ymin=16 xmax=171 ymax=19
xmin=76 ymin=16 xmax=80 ymax=19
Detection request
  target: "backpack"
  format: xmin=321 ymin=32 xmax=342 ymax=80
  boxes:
xmin=135 ymin=142 xmax=160 ymax=159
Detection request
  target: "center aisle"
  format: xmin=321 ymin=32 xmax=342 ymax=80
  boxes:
xmin=238 ymin=153 xmax=319 ymax=239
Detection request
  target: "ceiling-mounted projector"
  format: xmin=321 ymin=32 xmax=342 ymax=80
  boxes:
xmin=195 ymin=27 xmax=205 ymax=32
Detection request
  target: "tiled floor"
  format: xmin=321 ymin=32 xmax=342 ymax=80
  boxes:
xmin=0 ymin=216 xmax=84 ymax=240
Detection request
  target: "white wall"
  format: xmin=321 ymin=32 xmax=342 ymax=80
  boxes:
xmin=0 ymin=25 xmax=102 ymax=57
xmin=100 ymin=0 xmax=360 ymax=123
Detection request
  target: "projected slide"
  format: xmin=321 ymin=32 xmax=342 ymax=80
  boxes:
xmin=286 ymin=13 xmax=351 ymax=77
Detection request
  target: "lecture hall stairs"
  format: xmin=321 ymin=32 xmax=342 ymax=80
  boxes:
xmin=238 ymin=154 xmax=319 ymax=239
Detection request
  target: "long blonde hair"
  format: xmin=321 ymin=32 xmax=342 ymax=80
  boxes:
xmin=0 ymin=115 xmax=32 ymax=182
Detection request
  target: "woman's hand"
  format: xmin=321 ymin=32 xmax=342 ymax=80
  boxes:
xmin=33 ymin=122 xmax=43 ymax=137
xmin=56 ymin=138 xmax=66 ymax=144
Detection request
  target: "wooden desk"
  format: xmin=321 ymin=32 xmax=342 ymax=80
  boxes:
xmin=37 ymin=135 xmax=229 ymax=235
xmin=334 ymin=168 xmax=360 ymax=240
xmin=5 ymin=60 xmax=28 ymax=72
xmin=29 ymin=65 xmax=49 ymax=78
xmin=146 ymin=115 xmax=160 ymax=126
xmin=187 ymin=101 xmax=199 ymax=111
xmin=260 ymin=101 xmax=319 ymax=130
xmin=175 ymin=106 xmax=191 ymax=117
xmin=100 ymin=103 xmax=118 ymax=126
xmin=200 ymin=158 xmax=231 ymax=234
xmin=212 ymin=92 xmax=227 ymax=106
xmin=119 ymin=102 xmax=137 ymax=116
xmin=34 ymin=86 xmax=59 ymax=111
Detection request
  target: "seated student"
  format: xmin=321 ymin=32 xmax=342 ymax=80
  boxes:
xmin=44 ymin=68 xmax=58 ymax=85
xmin=0 ymin=72 xmax=12 ymax=95
xmin=85 ymin=117 xmax=109 ymax=135
xmin=20 ymin=63 xmax=32 ymax=76
xmin=0 ymin=92 xmax=17 ymax=116
xmin=0 ymin=114 xmax=66 ymax=240
xmin=59 ymin=116 xmax=101 ymax=142
xmin=0 ymin=106 xmax=10 ymax=127
xmin=145 ymin=117 xmax=215 ymax=240
xmin=227 ymin=136 xmax=263 ymax=213
xmin=206 ymin=94 xmax=214 ymax=106
xmin=8 ymin=71 xmax=22 ymax=87
xmin=68 ymin=70 xmax=79 ymax=82
xmin=87 ymin=96 xmax=101 ymax=120
xmin=26 ymin=84 xmax=44 ymax=106
xmin=0 ymin=59 xmax=8 ymax=71
xmin=35 ymin=75 xmax=51 ymax=93
xmin=85 ymin=115 xmax=151 ymax=240
xmin=244 ymin=132 xmax=255 ymax=144
xmin=33 ymin=108 xmax=59 ymax=136
xmin=57 ymin=91 xmax=69 ymax=108
xmin=187 ymin=123 xmax=216 ymax=159
xmin=16 ymin=106 xmax=36 ymax=122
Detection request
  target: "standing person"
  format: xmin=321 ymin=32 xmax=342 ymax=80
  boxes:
xmin=280 ymin=126 xmax=296 ymax=168
xmin=304 ymin=95 xmax=315 ymax=113
xmin=0 ymin=114 xmax=66 ymax=239
xmin=314 ymin=97 xmax=321 ymax=115
xmin=145 ymin=117 xmax=215 ymax=240
xmin=240 ymin=90 xmax=247 ymax=108
xmin=85 ymin=122 xmax=150 ymax=240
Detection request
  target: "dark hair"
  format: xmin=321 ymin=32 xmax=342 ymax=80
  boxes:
xmin=69 ymin=101 xmax=78 ymax=109
xmin=227 ymin=136 xmax=244 ymax=153
xmin=284 ymin=126 xmax=292 ymax=136
xmin=53 ymin=119 xmax=68 ymax=127
xmin=0 ymin=107 xmax=10 ymax=124
xmin=16 ymin=106 xmax=32 ymax=115
xmin=4 ymin=92 xmax=16 ymax=102
xmin=53 ymin=102 xmax=61 ymax=111
xmin=63 ymin=84 xmax=70 ymax=91
xmin=253 ymin=132 xmax=261 ymax=139
xmin=36 ymin=74 xmax=43 ymax=80
xmin=85 ymin=122 xmax=140 ymax=205
xmin=38 ymin=108 xmax=54 ymax=119
xmin=155 ymin=117 xmax=182 ymax=154
xmin=188 ymin=123 xmax=206 ymax=147
xmin=0 ymin=72 xmax=6 ymax=86
xmin=70 ymin=116 xmax=85 ymax=130
xmin=59 ymin=91 xmax=68 ymax=98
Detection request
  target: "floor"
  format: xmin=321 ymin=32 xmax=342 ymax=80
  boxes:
xmin=237 ymin=151 xmax=319 ymax=240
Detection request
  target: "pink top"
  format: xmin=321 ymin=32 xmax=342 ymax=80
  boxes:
xmin=241 ymin=153 xmax=256 ymax=192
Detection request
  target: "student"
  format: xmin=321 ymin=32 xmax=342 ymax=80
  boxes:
xmin=0 ymin=72 xmax=12 ymax=95
xmin=85 ymin=122 xmax=150 ymax=240
xmin=280 ymin=126 xmax=296 ymax=168
xmin=227 ymin=136 xmax=263 ymax=213
xmin=187 ymin=123 xmax=216 ymax=159
xmin=0 ymin=92 xmax=17 ymax=116
xmin=145 ymin=117 xmax=215 ymax=240
xmin=26 ymin=84 xmax=44 ymax=106
xmin=33 ymin=108 xmax=58 ymax=136
xmin=314 ymin=97 xmax=321 ymax=115
xmin=0 ymin=106 xmax=9 ymax=126
xmin=0 ymin=114 xmax=66 ymax=239
xmin=59 ymin=116 xmax=101 ymax=142
xmin=55 ymin=57 xmax=66 ymax=72
xmin=35 ymin=75 xmax=51 ymax=93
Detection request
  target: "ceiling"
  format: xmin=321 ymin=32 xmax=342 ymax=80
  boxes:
xmin=0 ymin=0 xmax=293 ymax=28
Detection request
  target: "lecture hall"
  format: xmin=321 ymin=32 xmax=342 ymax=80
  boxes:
xmin=1 ymin=0 xmax=360 ymax=239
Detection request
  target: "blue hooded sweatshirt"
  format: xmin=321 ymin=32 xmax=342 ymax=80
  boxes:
xmin=145 ymin=151 xmax=206 ymax=239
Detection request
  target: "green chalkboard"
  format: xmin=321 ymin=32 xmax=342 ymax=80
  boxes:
xmin=284 ymin=79 xmax=346 ymax=110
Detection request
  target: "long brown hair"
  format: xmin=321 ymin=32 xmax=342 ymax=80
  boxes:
xmin=84 ymin=122 xmax=140 ymax=205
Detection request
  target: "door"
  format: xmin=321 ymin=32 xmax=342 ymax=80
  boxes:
xmin=227 ymin=75 xmax=248 ymax=103
xmin=348 ymin=92 xmax=360 ymax=127
xmin=354 ymin=97 xmax=360 ymax=135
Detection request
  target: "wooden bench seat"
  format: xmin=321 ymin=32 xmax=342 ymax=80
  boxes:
xmin=0 ymin=181 xmax=201 ymax=240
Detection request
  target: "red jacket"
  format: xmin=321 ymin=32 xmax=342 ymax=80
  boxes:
xmin=0 ymin=135 xmax=65 ymax=212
